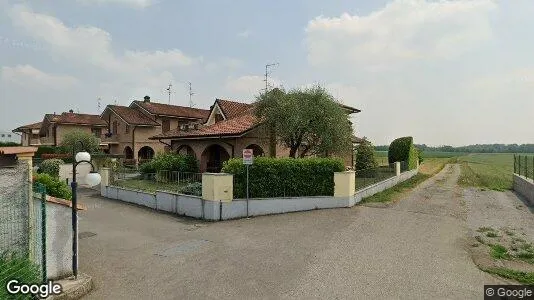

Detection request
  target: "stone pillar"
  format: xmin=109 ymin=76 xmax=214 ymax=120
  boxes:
xmin=202 ymin=173 xmax=233 ymax=202
xmin=16 ymin=153 xmax=35 ymax=261
xmin=395 ymin=162 xmax=401 ymax=176
xmin=334 ymin=171 xmax=355 ymax=197
xmin=100 ymin=168 xmax=110 ymax=197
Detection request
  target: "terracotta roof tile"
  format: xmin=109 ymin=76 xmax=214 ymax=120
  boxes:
xmin=107 ymin=105 xmax=160 ymax=126
xmin=45 ymin=112 xmax=107 ymax=126
xmin=216 ymin=99 xmax=253 ymax=119
xmin=13 ymin=122 xmax=42 ymax=132
xmin=152 ymin=112 xmax=258 ymax=139
xmin=133 ymin=101 xmax=210 ymax=120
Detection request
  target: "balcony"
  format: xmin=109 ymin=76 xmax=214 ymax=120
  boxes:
xmin=39 ymin=137 xmax=54 ymax=146
xmin=100 ymin=133 xmax=119 ymax=145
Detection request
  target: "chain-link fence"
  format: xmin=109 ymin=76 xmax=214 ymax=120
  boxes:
xmin=514 ymin=154 xmax=534 ymax=180
xmin=1 ymin=163 xmax=46 ymax=299
xmin=355 ymin=162 xmax=398 ymax=191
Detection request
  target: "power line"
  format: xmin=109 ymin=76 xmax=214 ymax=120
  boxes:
xmin=264 ymin=63 xmax=279 ymax=93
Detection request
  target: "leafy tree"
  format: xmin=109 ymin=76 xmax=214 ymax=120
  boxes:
xmin=58 ymin=130 xmax=100 ymax=154
xmin=254 ymin=85 xmax=353 ymax=158
xmin=355 ymin=138 xmax=378 ymax=170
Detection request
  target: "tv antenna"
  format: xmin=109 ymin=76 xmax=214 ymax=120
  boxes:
xmin=188 ymin=82 xmax=195 ymax=108
xmin=264 ymin=63 xmax=279 ymax=92
xmin=97 ymin=97 xmax=102 ymax=113
xmin=166 ymin=83 xmax=173 ymax=104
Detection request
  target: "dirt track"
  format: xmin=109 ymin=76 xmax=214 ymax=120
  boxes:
xmin=79 ymin=164 xmax=515 ymax=300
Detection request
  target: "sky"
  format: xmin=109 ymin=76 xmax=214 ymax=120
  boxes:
xmin=1 ymin=0 xmax=533 ymax=146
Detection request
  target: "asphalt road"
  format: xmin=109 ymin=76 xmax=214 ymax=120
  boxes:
xmin=78 ymin=164 xmax=504 ymax=300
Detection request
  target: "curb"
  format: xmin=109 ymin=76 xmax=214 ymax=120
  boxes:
xmin=48 ymin=273 xmax=93 ymax=300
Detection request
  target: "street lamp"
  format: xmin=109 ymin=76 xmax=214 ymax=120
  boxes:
xmin=71 ymin=141 xmax=101 ymax=279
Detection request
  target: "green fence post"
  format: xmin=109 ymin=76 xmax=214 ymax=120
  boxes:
xmin=525 ymin=156 xmax=528 ymax=178
xmin=519 ymin=155 xmax=522 ymax=176
xmin=514 ymin=154 xmax=516 ymax=174
xmin=40 ymin=187 xmax=47 ymax=283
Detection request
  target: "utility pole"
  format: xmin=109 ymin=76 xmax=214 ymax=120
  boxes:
xmin=264 ymin=63 xmax=279 ymax=93
xmin=166 ymin=83 xmax=173 ymax=104
xmin=188 ymin=82 xmax=195 ymax=108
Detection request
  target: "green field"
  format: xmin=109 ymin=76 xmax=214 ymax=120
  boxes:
xmin=375 ymin=151 xmax=465 ymax=166
xmin=456 ymin=153 xmax=531 ymax=191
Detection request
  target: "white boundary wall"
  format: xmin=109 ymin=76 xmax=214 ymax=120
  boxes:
xmin=101 ymin=168 xmax=419 ymax=221
xmin=513 ymin=174 xmax=534 ymax=205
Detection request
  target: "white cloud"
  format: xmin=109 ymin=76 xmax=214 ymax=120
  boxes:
xmin=225 ymin=75 xmax=281 ymax=96
xmin=76 ymin=0 xmax=155 ymax=8
xmin=1 ymin=65 xmax=78 ymax=89
xmin=237 ymin=30 xmax=251 ymax=38
xmin=305 ymin=0 xmax=497 ymax=68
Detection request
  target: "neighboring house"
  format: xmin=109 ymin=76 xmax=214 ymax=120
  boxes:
xmin=100 ymin=96 xmax=210 ymax=162
xmin=12 ymin=122 xmax=42 ymax=146
xmin=0 ymin=130 xmax=20 ymax=144
xmin=151 ymin=98 xmax=361 ymax=172
xmin=38 ymin=110 xmax=108 ymax=147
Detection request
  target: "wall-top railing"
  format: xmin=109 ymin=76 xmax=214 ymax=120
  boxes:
xmin=514 ymin=154 xmax=534 ymax=180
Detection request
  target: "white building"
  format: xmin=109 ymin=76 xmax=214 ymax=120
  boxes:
xmin=0 ymin=130 xmax=20 ymax=144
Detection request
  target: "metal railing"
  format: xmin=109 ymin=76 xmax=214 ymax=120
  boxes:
xmin=514 ymin=154 xmax=534 ymax=180
xmin=355 ymin=162 xmax=397 ymax=191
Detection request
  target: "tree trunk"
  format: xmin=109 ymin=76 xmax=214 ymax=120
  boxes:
xmin=289 ymin=147 xmax=298 ymax=158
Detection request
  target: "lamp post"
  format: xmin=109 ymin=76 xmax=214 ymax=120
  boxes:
xmin=71 ymin=141 xmax=101 ymax=279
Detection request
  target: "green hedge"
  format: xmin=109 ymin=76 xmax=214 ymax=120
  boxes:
xmin=33 ymin=173 xmax=72 ymax=200
xmin=35 ymin=146 xmax=56 ymax=158
xmin=37 ymin=159 xmax=64 ymax=178
xmin=221 ymin=157 xmax=344 ymax=198
xmin=0 ymin=252 xmax=41 ymax=300
xmin=139 ymin=153 xmax=199 ymax=174
xmin=388 ymin=136 xmax=418 ymax=170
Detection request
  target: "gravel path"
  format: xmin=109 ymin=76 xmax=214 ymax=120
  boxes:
xmin=78 ymin=164 xmax=510 ymax=300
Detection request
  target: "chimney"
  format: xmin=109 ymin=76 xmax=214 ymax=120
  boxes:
xmin=69 ymin=109 xmax=74 ymax=113
xmin=144 ymin=95 xmax=151 ymax=103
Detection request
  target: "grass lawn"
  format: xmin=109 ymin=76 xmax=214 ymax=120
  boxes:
xmin=114 ymin=179 xmax=187 ymax=193
xmin=456 ymin=153 xmax=526 ymax=191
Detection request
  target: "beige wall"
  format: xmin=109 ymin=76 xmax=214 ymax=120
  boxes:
xmin=55 ymin=124 xmax=94 ymax=145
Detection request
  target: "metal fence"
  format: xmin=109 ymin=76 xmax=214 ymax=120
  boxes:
xmin=355 ymin=162 xmax=398 ymax=191
xmin=1 ymin=165 xmax=47 ymax=299
xmin=514 ymin=154 xmax=534 ymax=180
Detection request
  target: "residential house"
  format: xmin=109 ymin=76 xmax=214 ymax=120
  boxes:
xmin=38 ymin=110 xmax=108 ymax=147
xmin=12 ymin=122 xmax=42 ymax=146
xmin=150 ymin=99 xmax=361 ymax=172
xmin=100 ymin=96 xmax=210 ymax=162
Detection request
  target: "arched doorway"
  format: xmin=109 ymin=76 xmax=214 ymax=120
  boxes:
xmin=201 ymin=144 xmax=230 ymax=173
xmin=138 ymin=146 xmax=155 ymax=161
xmin=176 ymin=145 xmax=196 ymax=158
xmin=124 ymin=146 xmax=134 ymax=159
xmin=245 ymin=144 xmax=265 ymax=157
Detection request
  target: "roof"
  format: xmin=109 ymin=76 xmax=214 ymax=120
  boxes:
xmin=352 ymin=135 xmax=365 ymax=144
xmin=340 ymin=104 xmax=361 ymax=114
xmin=133 ymin=100 xmax=210 ymax=120
xmin=13 ymin=122 xmax=42 ymax=132
xmin=104 ymin=105 xmax=160 ymax=126
xmin=152 ymin=113 xmax=258 ymax=140
xmin=44 ymin=112 xmax=107 ymax=127
xmin=216 ymin=99 xmax=253 ymax=119
xmin=0 ymin=146 xmax=37 ymax=155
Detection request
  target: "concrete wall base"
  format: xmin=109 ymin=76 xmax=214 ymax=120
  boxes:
xmin=513 ymin=174 xmax=534 ymax=205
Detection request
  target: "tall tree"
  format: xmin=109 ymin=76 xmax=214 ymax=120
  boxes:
xmin=255 ymin=85 xmax=353 ymax=158
xmin=59 ymin=130 xmax=101 ymax=154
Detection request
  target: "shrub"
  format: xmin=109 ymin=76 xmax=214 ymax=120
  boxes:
xmin=388 ymin=136 xmax=419 ymax=170
xmin=58 ymin=130 xmax=100 ymax=154
xmin=33 ymin=173 xmax=72 ymax=200
xmin=35 ymin=146 xmax=56 ymax=158
xmin=180 ymin=182 xmax=202 ymax=196
xmin=139 ymin=153 xmax=199 ymax=174
xmin=0 ymin=141 xmax=21 ymax=147
xmin=41 ymin=153 xmax=73 ymax=163
xmin=37 ymin=159 xmax=64 ymax=177
xmin=355 ymin=139 xmax=378 ymax=171
xmin=221 ymin=157 xmax=344 ymax=198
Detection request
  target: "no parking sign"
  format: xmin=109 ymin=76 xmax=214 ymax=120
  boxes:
xmin=243 ymin=149 xmax=254 ymax=165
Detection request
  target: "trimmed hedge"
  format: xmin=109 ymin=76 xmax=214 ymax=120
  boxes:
xmin=139 ymin=153 xmax=199 ymax=174
xmin=35 ymin=146 xmax=56 ymax=158
xmin=37 ymin=158 xmax=64 ymax=177
xmin=221 ymin=157 xmax=345 ymax=198
xmin=33 ymin=173 xmax=72 ymax=200
xmin=388 ymin=136 xmax=419 ymax=170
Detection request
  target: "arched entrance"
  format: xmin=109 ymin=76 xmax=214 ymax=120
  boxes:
xmin=201 ymin=144 xmax=230 ymax=173
xmin=124 ymin=146 xmax=134 ymax=159
xmin=245 ymin=144 xmax=265 ymax=157
xmin=138 ymin=146 xmax=155 ymax=161
xmin=176 ymin=145 xmax=196 ymax=158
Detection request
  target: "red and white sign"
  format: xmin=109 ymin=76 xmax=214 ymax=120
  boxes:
xmin=243 ymin=149 xmax=254 ymax=165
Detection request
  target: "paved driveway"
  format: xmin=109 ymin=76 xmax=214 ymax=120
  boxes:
xmin=79 ymin=165 xmax=505 ymax=299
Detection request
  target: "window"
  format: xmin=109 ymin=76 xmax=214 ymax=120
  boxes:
xmin=7 ymin=134 xmax=11 ymax=138
xmin=162 ymin=119 xmax=170 ymax=133
xmin=215 ymin=114 xmax=223 ymax=123
xmin=113 ymin=121 xmax=118 ymax=135
xmin=1 ymin=134 xmax=4 ymax=137
xmin=125 ymin=125 xmax=130 ymax=134
xmin=91 ymin=128 xmax=102 ymax=137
